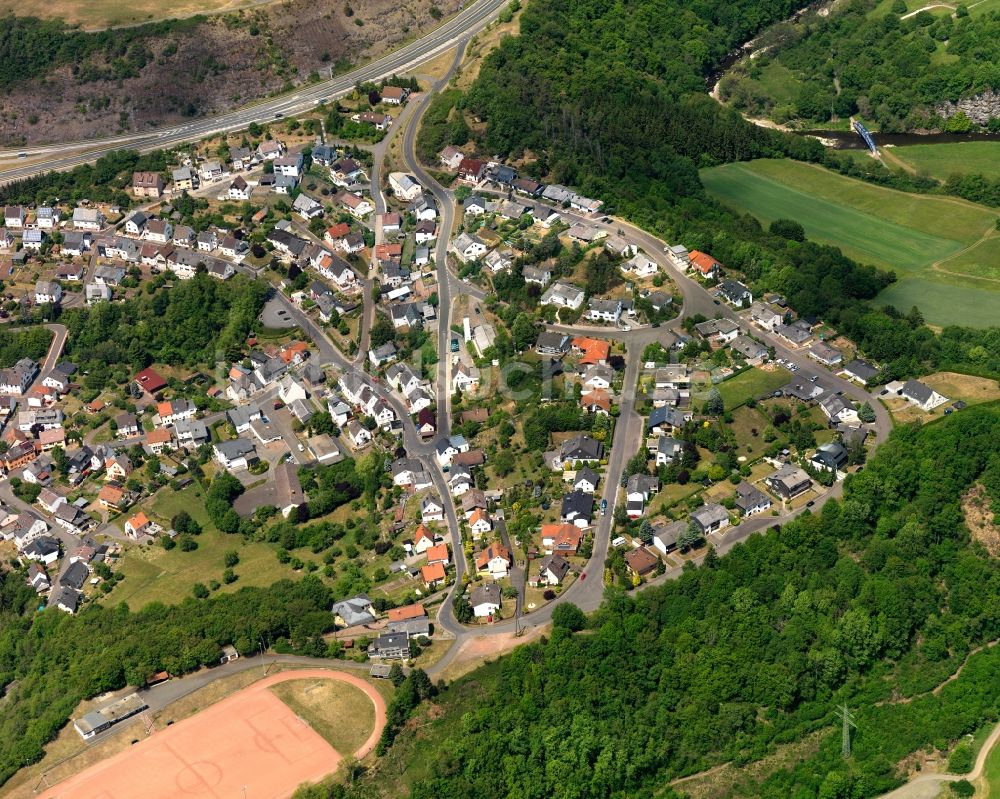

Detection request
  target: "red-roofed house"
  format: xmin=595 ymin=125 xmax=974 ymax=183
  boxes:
xmin=458 ymin=158 xmax=485 ymax=182
xmin=421 ymin=561 xmax=446 ymax=589
xmin=688 ymin=250 xmax=722 ymax=279
xmin=572 ymin=336 xmax=610 ymax=365
xmin=425 ymin=543 xmax=450 ymax=566
xmin=541 ymin=523 xmax=583 ymax=555
xmin=134 ymin=367 xmax=168 ymax=395
xmin=387 ymin=604 xmax=426 ymax=622
xmin=476 ymin=543 xmax=512 ymax=578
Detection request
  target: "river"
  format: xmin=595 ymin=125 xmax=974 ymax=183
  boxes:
xmin=707 ymin=1 xmax=1000 ymax=149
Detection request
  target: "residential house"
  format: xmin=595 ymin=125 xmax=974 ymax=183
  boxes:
xmin=540 ymin=282 xmax=585 ymax=310
xmin=476 ymin=543 xmax=512 ymax=579
xmin=819 ymin=393 xmax=859 ymax=425
xmin=34 ymin=281 xmax=62 ymax=305
xmin=622 ymin=253 xmax=659 ymax=278
xmin=690 ymin=503 xmax=730 ymax=535
xmin=573 ymin=466 xmax=600 ymax=494
xmin=901 ymin=379 xmax=948 ymax=411
xmin=729 ymin=335 xmax=768 ymax=365
xmin=421 ymin=561 xmax=447 ymax=589
xmin=555 ymin=434 xmax=604 ymax=468
xmin=581 ymin=388 xmax=612 ymax=415
xmin=541 ymin=523 xmax=583 ymax=556
xmin=718 ymin=279 xmax=752 ymax=307
xmin=535 ymin=331 xmax=571 ymax=357
xmin=439 ymin=145 xmax=464 ymax=170
xmin=213 ymin=439 xmax=258 ymax=471
xmin=652 ymin=521 xmax=685 ymax=556
xmin=388 ymin=172 xmax=422 ymax=201
xmin=421 ymin=494 xmax=445 ymax=523
xmin=172 ymin=167 xmax=195 ymax=191
xmin=458 ymin=158 xmax=485 ymax=182
xmin=688 ymin=250 xmax=722 ymax=279
xmin=470 ymin=583 xmax=501 ymax=617
xmin=586 ymin=298 xmax=622 ymax=324
xmin=844 ymin=359 xmax=879 ymax=386
xmin=734 ymin=482 xmax=772 ymax=516
xmin=3 ymin=206 xmax=25 ymax=228
xmin=132 ymin=171 xmax=164 ymax=198
xmin=228 ymin=176 xmax=252 ymax=201
xmin=331 ymin=595 xmax=376 ymax=628
xmin=451 ymin=232 xmax=488 ymax=262
xmin=625 ymin=474 xmax=659 ymax=519
xmin=368 ymin=632 xmax=410 ymax=660
xmin=811 ymin=441 xmax=848 ymax=473
xmin=468 ymin=508 xmax=492 ymax=537
xmin=808 ymin=342 xmax=843 ymax=367
xmin=766 ymin=464 xmax=813 ymax=500
xmin=124 ymin=511 xmax=152 ymax=538
xmin=273 ymin=154 xmax=304 ymax=179
xmin=750 ymin=301 xmax=783 ymax=332
xmin=337 ymin=191 xmax=373 ymax=218
xmin=695 ymin=318 xmax=740 ymax=344
xmin=561 ymin=489 xmax=593 ymax=528
xmin=624 ymin=546 xmax=659 ymax=578
xmin=522 ymin=265 xmax=552 ymax=286
xmin=534 ymin=554 xmax=571 ymax=586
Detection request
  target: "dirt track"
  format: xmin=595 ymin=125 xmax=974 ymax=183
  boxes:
xmin=36 ymin=669 xmax=387 ymax=799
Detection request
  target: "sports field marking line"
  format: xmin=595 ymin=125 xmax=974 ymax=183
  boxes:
xmin=164 ymin=739 xmax=225 ymax=799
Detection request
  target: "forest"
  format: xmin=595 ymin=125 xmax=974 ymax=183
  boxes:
xmin=59 ymin=272 xmax=267 ymax=387
xmin=0 ymin=575 xmax=335 ymax=786
xmin=297 ymin=405 xmax=1000 ymax=799
xmin=0 ymin=326 xmax=52 ymax=368
xmin=722 ymin=0 xmax=1000 ymax=131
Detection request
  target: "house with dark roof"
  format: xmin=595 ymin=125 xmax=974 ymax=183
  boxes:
xmin=811 ymin=441 xmax=848 ymax=473
xmin=561 ymin=489 xmax=593 ymax=528
xmin=843 ymin=359 xmax=878 ymax=386
xmin=766 ymin=464 xmax=812 ymax=500
xmin=734 ymin=482 xmax=772 ymax=516
xmin=690 ymin=503 xmax=730 ymax=534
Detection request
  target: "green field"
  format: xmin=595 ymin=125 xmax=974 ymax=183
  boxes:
xmin=102 ymin=484 xmax=300 ymax=610
xmin=890 ymin=141 xmax=1000 ymax=181
xmin=700 ymin=159 xmax=1000 ymax=327
xmin=717 ymin=366 xmax=791 ymax=410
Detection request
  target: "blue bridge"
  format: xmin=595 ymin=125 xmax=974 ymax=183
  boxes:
xmin=852 ymin=119 xmax=879 ymax=155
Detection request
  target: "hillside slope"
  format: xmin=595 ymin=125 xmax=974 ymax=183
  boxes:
xmin=0 ymin=0 xmax=459 ymax=147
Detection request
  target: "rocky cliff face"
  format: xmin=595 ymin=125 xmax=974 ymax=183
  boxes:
xmin=936 ymin=91 xmax=1000 ymax=124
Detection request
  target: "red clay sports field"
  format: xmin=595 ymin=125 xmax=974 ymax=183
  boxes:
xmin=37 ymin=669 xmax=387 ymax=799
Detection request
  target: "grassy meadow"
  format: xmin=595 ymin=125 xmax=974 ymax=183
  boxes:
xmin=700 ymin=159 xmax=1000 ymax=327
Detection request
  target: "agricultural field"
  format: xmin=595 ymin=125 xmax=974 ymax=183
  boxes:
xmin=889 ymin=141 xmax=1000 ymax=181
xmin=700 ymin=159 xmax=1000 ymax=327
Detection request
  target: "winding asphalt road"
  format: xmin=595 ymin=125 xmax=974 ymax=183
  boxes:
xmin=0 ymin=0 xmax=510 ymax=184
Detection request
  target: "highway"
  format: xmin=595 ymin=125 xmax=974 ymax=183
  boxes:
xmin=0 ymin=0 xmax=510 ymax=184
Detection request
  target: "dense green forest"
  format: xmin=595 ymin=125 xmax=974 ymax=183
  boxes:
xmin=721 ymin=0 xmax=1000 ymax=132
xmin=0 ymin=15 xmax=202 ymax=90
xmin=0 ymin=326 xmax=52 ymax=368
xmin=60 ymin=272 xmax=267 ymax=387
xmin=0 ymin=576 xmax=334 ymax=786
xmin=296 ymin=405 xmax=1000 ymax=799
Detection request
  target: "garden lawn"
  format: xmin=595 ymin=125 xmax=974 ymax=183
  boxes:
xmin=101 ymin=484 xmax=300 ymax=610
xmin=716 ymin=366 xmax=791 ymax=410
